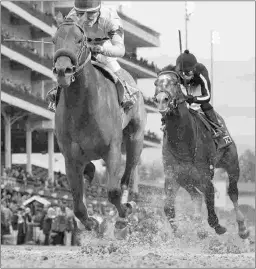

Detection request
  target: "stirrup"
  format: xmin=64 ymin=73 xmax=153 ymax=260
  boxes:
xmin=160 ymin=125 xmax=166 ymax=133
xmin=212 ymin=130 xmax=221 ymax=138
xmin=48 ymin=102 xmax=56 ymax=112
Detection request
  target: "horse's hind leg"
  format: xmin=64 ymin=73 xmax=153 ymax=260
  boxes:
xmin=223 ymin=157 xmax=250 ymax=239
xmin=120 ymin=124 xmax=144 ymax=204
xmin=187 ymin=186 xmax=203 ymax=221
xmin=204 ymin=179 xmax=227 ymax=235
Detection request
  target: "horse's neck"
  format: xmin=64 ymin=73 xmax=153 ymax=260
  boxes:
xmin=63 ymin=63 xmax=99 ymax=113
xmin=166 ymin=104 xmax=196 ymax=157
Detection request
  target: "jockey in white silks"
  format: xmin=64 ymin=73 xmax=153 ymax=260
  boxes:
xmin=47 ymin=0 xmax=138 ymax=112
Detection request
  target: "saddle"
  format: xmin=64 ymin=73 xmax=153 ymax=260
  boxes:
xmin=189 ymin=108 xmax=232 ymax=150
xmin=91 ymin=61 xmax=139 ymax=110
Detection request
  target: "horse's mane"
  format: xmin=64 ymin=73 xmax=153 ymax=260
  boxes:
xmin=64 ymin=17 xmax=77 ymax=23
xmin=157 ymin=64 xmax=176 ymax=75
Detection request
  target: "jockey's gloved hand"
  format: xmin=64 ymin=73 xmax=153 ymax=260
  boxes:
xmin=186 ymin=94 xmax=195 ymax=104
xmin=91 ymin=45 xmax=104 ymax=54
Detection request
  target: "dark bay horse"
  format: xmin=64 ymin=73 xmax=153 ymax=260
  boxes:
xmin=153 ymin=70 xmax=249 ymax=239
xmin=52 ymin=14 xmax=146 ymax=232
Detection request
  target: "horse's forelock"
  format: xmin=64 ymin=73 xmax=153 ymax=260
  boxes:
xmin=155 ymin=72 xmax=183 ymax=98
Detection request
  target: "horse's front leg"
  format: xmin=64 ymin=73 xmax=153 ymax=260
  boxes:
xmin=164 ymin=175 xmax=180 ymax=233
xmin=104 ymin=143 xmax=126 ymax=218
xmin=65 ymin=158 xmax=98 ymax=231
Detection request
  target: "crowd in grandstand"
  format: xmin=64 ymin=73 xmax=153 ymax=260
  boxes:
xmin=1 ymin=163 xmax=115 ymax=246
xmin=2 ymin=27 xmax=159 ymax=73
xmin=1 ymin=192 xmax=78 ymax=246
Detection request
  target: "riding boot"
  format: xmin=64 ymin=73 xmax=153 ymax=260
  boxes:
xmin=114 ymin=69 xmax=139 ymax=111
xmin=46 ymin=86 xmax=61 ymax=113
xmin=201 ymin=104 xmax=225 ymax=137
xmin=201 ymin=103 xmax=232 ymax=149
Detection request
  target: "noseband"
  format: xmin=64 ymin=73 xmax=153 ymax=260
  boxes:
xmin=53 ymin=21 xmax=92 ymax=81
xmin=153 ymin=71 xmax=186 ymax=115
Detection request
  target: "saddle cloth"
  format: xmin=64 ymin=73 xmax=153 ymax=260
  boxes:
xmin=91 ymin=61 xmax=140 ymax=107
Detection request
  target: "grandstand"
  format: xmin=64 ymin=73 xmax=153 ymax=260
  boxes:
xmin=1 ymin=1 xmax=163 ymax=206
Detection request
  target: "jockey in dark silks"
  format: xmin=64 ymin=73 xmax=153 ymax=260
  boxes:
xmin=161 ymin=50 xmax=230 ymax=142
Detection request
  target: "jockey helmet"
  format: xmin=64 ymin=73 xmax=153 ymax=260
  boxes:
xmin=74 ymin=0 xmax=101 ymax=12
xmin=176 ymin=50 xmax=197 ymax=73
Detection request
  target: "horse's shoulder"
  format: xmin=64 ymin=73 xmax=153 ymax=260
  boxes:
xmin=189 ymin=108 xmax=212 ymax=131
xmin=92 ymin=62 xmax=116 ymax=84
xmin=158 ymin=64 xmax=176 ymax=75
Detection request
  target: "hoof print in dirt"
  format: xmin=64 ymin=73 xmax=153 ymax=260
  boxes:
xmin=197 ymin=230 xmax=209 ymax=239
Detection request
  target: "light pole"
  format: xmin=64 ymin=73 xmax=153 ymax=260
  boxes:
xmin=185 ymin=1 xmax=188 ymax=49
xmin=210 ymin=30 xmax=214 ymax=106
xmin=210 ymin=30 xmax=220 ymax=107
xmin=185 ymin=1 xmax=195 ymax=50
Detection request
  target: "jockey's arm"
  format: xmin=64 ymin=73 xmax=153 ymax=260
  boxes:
xmin=193 ymin=63 xmax=212 ymax=104
xmin=102 ymin=17 xmax=125 ymax=58
xmin=66 ymin=8 xmax=125 ymax=58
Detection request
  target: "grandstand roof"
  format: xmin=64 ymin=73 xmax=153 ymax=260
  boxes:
xmin=23 ymin=195 xmax=51 ymax=207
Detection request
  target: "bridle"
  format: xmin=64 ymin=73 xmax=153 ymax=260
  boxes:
xmin=153 ymin=71 xmax=187 ymax=115
xmin=53 ymin=20 xmax=92 ymax=82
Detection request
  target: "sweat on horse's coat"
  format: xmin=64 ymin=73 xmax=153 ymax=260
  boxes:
xmin=153 ymin=70 xmax=250 ymax=239
xmin=52 ymin=14 xmax=147 ymax=237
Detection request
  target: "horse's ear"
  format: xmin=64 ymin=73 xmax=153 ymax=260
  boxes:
xmin=55 ymin=12 xmax=64 ymax=26
xmin=77 ymin=12 xmax=87 ymax=27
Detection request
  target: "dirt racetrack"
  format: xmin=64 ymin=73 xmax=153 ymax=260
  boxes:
xmin=2 ymin=190 xmax=255 ymax=268
xmin=1 ymin=241 xmax=255 ymax=268
xmin=2 ymin=212 xmax=255 ymax=269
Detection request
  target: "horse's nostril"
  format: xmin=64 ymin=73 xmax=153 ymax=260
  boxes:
xmin=65 ymin=67 xmax=73 ymax=74
xmin=52 ymin=67 xmax=57 ymax=75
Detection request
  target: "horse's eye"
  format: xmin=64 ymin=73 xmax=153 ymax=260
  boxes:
xmin=78 ymin=39 xmax=82 ymax=44
xmin=164 ymin=97 xmax=169 ymax=102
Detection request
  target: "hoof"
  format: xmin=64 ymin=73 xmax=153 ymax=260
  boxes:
xmin=214 ymin=224 xmax=227 ymax=235
xmin=85 ymin=216 xmax=100 ymax=232
xmin=239 ymin=229 xmax=250 ymax=240
xmin=114 ymin=218 xmax=129 ymax=240
xmin=124 ymin=201 xmax=137 ymax=216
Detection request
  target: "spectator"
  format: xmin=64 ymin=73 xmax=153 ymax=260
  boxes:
xmin=43 ymin=207 xmax=56 ymax=245
xmin=24 ymin=207 xmax=33 ymax=243
xmin=64 ymin=208 xmax=74 ymax=246
xmin=50 ymin=206 xmax=66 ymax=246
xmin=16 ymin=207 xmax=27 ymax=245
